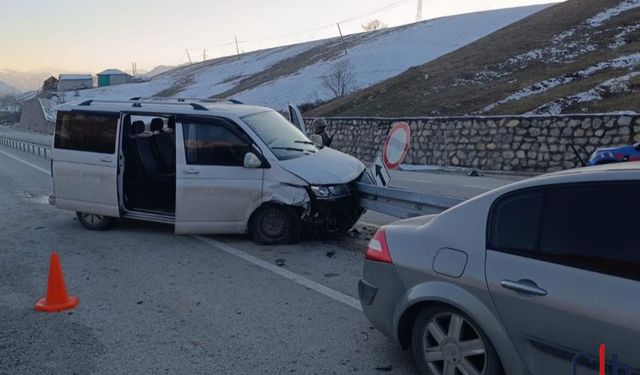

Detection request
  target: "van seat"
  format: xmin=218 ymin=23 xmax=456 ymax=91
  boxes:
xmin=150 ymin=118 xmax=176 ymax=174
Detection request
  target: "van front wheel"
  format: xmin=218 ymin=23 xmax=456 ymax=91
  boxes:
xmin=249 ymin=204 xmax=301 ymax=244
xmin=76 ymin=212 xmax=113 ymax=231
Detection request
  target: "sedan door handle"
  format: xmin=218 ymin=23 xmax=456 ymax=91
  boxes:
xmin=500 ymin=279 xmax=547 ymax=296
xmin=100 ymin=158 xmax=112 ymax=163
xmin=182 ymin=169 xmax=200 ymax=175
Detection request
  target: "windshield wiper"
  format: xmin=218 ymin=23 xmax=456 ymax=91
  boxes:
xmin=294 ymin=140 xmax=317 ymax=145
xmin=272 ymin=146 xmax=313 ymax=153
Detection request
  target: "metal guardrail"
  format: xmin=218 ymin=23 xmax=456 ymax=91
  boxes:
xmin=356 ymin=182 xmax=465 ymax=219
xmin=0 ymin=134 xmax=464 ymax=219
xmin=0 ymin=135 xmax=51 ymax=159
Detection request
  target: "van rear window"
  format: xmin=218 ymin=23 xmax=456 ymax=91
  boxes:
xmin=54 ymin=112 xmax=118 ymax=154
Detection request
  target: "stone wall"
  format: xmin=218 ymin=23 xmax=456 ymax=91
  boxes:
xmin=19 ymin=98 xmax=54 ymax=134
xmin=306 ymin=114 xmax=640 ymax=172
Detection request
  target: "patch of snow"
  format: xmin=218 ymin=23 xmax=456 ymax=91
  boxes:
xmin=39 ymin=99 xmax=57 ymax=122
xmin=52 ymin=4 xmax=550 ymax=114
xmin=233 ymin=6 xmax=549 ymax=109
xmin=496 ymin=0 xmax=640 ymax=70
xmin=586 ymin=0 xmax=640 ymax=28
xmin=610 ymin=22 xmax=640 ymax=48
xmin=552 ymin=29 xmax=576 ymax=43
xmin=481 ymin=53 xmax=640 ymax=113
xmin=507 ymin=49 xmax=544 ymax=64
xmin=528 ymin=71 xmax=640 ymax=115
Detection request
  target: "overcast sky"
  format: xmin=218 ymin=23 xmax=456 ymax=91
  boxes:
xmin=0 ymin=0 xmax=557 ymax=74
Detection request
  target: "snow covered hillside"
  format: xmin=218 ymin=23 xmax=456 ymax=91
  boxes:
xmin=0 ymin=70 xmax=52 ymax=93
xmin=0 ymin=81 xmax=17 ymax=95
xmin=56 ymin=4 xmax=549 ymax=111
xmin=313 ymin=0 xmax=640 ymax=117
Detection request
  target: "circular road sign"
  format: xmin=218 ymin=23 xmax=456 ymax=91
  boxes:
xmin=383 ymin=122 xmax=411 ymax=169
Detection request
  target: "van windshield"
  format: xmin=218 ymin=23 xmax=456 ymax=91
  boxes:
xmin=241 ymin=110 xmax=319 ymax=160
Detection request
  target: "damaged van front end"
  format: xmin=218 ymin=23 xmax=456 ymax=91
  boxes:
xmin=240 ymin=109 xmax=366 ymax=241
xmin=304 ymin=181 xmax=364 ymax=234
xmin=277 ymin=146 xmax=366 ymax=235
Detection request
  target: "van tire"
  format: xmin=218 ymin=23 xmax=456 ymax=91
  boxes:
xmin=76 ymin=212 xmax=113 ymax=231
xmin=249 ymin=204 xmax=301 ymax=244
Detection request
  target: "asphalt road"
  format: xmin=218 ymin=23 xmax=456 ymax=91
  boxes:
xmin=0 ymin=138 xmax=520 ymax=375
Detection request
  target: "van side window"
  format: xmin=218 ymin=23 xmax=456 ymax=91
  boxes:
xmin=488 ymin=190 xmax=544 ymax=253
xmin=540 ymin=183 xmax=640 ymax=280
xmin=54 ymin=112 xmax=118 ymax=154
xmin=182 ymin=121 xmax=250 ymax=166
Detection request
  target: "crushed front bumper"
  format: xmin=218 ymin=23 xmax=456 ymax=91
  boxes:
xmin=303 ymin=184 xmax=363 ymax=233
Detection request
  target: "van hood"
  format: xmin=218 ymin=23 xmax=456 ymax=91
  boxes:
xmin=279 ymin=147 xmax=365 ymax=185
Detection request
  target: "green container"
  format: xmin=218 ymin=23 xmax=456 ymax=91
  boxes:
xmin=98 ymin=75 xmax=110 ymax=87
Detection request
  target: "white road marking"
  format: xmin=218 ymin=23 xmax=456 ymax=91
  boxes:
xmin=6 ymin=147 xmax=365 ymax=312
xmin=193 ymin=235 xmax=363 ymax=312
xmin=0 ymin=149 xmax=50 ymax=175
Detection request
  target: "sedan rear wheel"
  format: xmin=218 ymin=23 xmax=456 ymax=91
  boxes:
xmin=412 ymin=306 xmax=502 ymax=375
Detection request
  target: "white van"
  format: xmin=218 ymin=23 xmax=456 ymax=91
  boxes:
xmin=50 ymin=98 xmax=366 ymax=244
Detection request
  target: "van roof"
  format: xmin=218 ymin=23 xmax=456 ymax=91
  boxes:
xmin=58 ymin=98 xmax=272 ymax=118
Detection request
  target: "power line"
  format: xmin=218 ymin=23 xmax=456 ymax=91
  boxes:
xmin=338 ymin=0 xmax=413 ymax=24
xmin=185 ymin=0 xmax=415 ymax=55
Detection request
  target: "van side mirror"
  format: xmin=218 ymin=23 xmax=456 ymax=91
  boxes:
xmin=243 ymin=152 xmax=262 ymax=168
xmin=309 ymin=134 xmax=323 ymax=147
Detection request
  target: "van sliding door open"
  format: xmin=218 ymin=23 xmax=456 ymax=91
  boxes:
xmin=52 ymin=111 xmax=122 ymax=217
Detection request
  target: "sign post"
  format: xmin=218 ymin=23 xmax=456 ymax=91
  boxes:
xmin=368 ymin=122 xmax=412 ymax=187
xmin=383 ymin=122 xmax=411 ymax=170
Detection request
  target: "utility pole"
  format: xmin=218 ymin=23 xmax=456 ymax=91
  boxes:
xmin=185 ymin=49 xmax=193 ymax=65
xmin=235 ymin=37 xmax=241 ymax=56
xmin=203 ymin=49 xmax=207 ymax=61
xmin=336 ymin=23 xmax=347 ymax=55
xmin=416 ymin=0 xmax=423 ymax=22
xmin=131 ymin=62 xmax=137 ymax=77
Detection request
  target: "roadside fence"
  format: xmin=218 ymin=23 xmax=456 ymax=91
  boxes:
xmin=0 ymin=135 xmax=51 ymax=159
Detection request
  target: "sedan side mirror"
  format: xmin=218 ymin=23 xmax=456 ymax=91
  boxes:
xmin=244 ymin=152 xmax=262 ymax=168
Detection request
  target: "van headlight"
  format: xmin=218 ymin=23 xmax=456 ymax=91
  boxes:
xmin=310 ymin=184 xmax=350 ymax=199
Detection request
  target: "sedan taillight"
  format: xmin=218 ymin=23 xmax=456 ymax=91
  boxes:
xmin=365 ymin=227 xmax=392 ymax=263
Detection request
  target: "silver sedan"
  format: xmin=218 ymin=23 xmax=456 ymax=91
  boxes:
xmin=358 ymin=162 xmax=640 ymax=375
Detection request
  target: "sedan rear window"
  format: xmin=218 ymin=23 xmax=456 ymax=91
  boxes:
xmin=540 ymin=184 xmax=640 ymax=280
xmin=488 ymin=190 xmax=544 ymax=252
xmin=489 ymin=182 xmax=640 ymax=281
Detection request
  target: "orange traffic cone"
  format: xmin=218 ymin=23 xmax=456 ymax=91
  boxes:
xmin=35 ymin=252 xmax=79 ymax=312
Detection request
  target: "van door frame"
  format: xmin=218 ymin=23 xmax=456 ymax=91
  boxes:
xmin=173 ymin=114 xmax=266 ymax=234
xmin=117 ymin=111 xmax=178 ymax=216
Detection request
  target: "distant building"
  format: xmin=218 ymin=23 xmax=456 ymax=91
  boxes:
xmin=58 ymin=74 xmax=93 ymax=91
xmin=42 ymin=76 xmax=58 ymax=92
xmin=97 ymin=69 xmax=133 ymax=87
